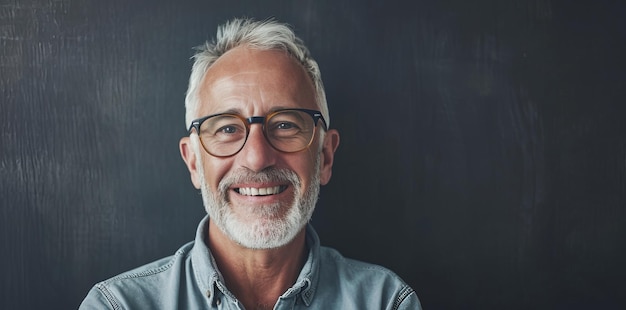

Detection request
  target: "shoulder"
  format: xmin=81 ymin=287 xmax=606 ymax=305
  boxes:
xmin=79 ymin=242 xmax=194 ymax=309
xmin=100 ymin=241 xmax=193 ymax=285
xmin=318 ymin=246 xmax=402 ymax=282
xmin=316 ymin=246 xmax=422 ymax=309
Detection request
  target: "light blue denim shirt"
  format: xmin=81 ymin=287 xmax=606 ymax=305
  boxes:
xmin=80 ymin=216 xmax=421 ymax=309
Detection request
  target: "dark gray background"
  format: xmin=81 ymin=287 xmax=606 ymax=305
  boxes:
xmin=2 ymin=0 xmax=625 ymax=309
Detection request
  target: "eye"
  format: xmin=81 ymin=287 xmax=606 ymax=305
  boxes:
xmin=218 ymin=125 xmax=239 ymax=134
xmin=270 ymin=121 xmax=301 ymax=133
xmin=276 ymin=122 xmax=297 ymax=130
xmin=205 ymin=115 xmax=245 ymax=137
xmin=202 ymin=115 xmax=247 ymax=143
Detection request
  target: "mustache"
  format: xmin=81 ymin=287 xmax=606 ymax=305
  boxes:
xmin=218 ymin=167 xmax=301 ymax=193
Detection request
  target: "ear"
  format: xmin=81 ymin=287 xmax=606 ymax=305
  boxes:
xmin=179 ymin=136 xmax=202 ymax=189
xmin=319 ymin=129 xmax=340 ymax=185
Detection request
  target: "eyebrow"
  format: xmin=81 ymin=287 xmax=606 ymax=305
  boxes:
xmin=213 ymin=106 xmax=293 ymax=117
xmin=216 ymin=108 xmax=242 ymax=115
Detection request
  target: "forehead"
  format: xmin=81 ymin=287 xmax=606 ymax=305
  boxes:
xmin=198 ymin=46 xmax=318 ymax=115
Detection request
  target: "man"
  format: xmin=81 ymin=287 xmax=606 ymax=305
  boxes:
xmin=80 ymin=18 xmax=421 ymax=309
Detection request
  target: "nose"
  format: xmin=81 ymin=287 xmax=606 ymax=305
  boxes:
xmin=237 ymin=124 xmax=277 ymax=172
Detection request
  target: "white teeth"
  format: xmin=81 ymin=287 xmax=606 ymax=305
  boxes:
xmin=238 ymin=186 xmax=282 ymax=196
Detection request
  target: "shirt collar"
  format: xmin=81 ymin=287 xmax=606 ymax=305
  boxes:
xmin=190 ymin=216 xmax=226 ymax=306
xmin=190 ymin=215 xmax=322 ymax=306
xmin=292 ymin=223 xmax=320 ymax=305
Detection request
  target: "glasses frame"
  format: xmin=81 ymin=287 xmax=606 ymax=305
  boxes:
xmin=188 ymin=108 xmax=328 ymax=157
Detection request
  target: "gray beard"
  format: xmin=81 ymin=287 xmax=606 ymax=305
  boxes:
xmin=198 ymin=158 xmax=320 ymax=249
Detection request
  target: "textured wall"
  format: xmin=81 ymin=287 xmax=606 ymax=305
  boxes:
xmin=1 ymin=0 xmax=625 ymax=309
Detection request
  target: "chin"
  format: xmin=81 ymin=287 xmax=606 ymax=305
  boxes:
xmin=222 ymin=209 xmax=308 ymax=250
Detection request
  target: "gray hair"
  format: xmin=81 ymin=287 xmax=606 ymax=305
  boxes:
xmin=184 ymin=18 xmax=329 ymax=129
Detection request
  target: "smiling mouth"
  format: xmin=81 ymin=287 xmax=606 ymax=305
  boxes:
xmin=234 ymin=185 xmax=288 ymax=196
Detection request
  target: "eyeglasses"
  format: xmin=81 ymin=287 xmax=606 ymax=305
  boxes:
xmin=188 ymin=108 xmax=328 ymax=157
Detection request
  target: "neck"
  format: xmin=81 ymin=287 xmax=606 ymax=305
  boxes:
xmin=207 ymin=220 xmax=308 ymax=309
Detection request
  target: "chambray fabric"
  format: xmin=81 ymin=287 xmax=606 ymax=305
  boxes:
xmin=79 ymin=216 xmax=421 ymax=309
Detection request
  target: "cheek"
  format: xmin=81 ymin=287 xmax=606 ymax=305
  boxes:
xmin=290 ymin=152 xmax=319 ymax=184
xmin=201 ymin=156 xmax=232 ymax=190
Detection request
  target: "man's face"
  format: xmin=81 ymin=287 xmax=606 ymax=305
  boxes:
xmin=180 ymin=46 xmax=339 ymax=249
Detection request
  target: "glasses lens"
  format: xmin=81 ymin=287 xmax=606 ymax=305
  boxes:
xmin=199 ymin=115 xmax=247 ymax=156
xmin=266 ymin=110 xmax=316 ymax=152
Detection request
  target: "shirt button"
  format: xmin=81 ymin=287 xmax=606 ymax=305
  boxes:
xmin=206 ymin=290 xmax=211 ymax=298
xmin=216 ymin=299 xmax=221 ymax=306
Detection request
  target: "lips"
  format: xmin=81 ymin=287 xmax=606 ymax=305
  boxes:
xmin=234 ymin=185 xmax=288 ymax=196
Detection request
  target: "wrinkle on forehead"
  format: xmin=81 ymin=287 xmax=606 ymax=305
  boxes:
xmin=196 ymin=46 xmax=317 ymax=116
